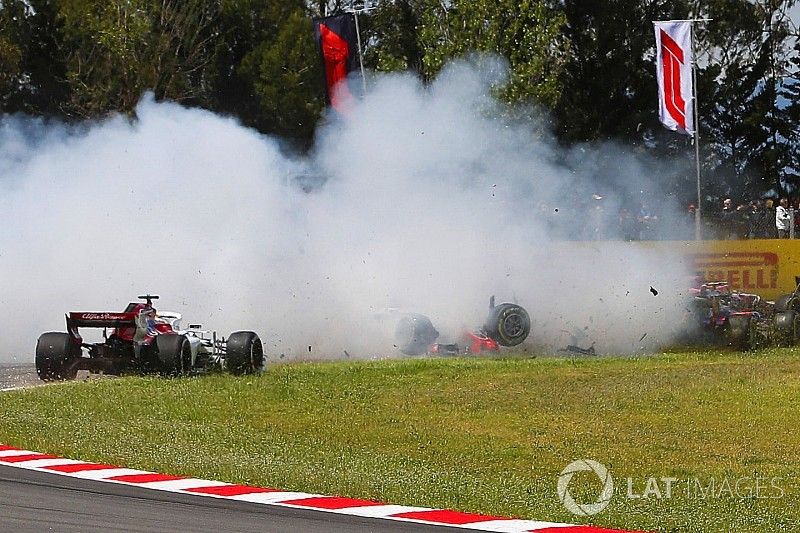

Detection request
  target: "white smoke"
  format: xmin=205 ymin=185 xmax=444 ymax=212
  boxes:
xmin=0 ymin=59 xmax=692 ymax=363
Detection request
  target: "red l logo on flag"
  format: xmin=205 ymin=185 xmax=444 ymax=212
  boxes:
xmin=660 ymin=29 xmax=687 ymax=131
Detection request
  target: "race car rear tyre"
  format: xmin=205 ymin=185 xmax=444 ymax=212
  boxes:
xmin=484 ymin=303 xmax=531 ymax=347
xmin=35 ymin=332 xmax=78 ymax=382
xmin=156 ymin=334 xmax=191 ymax=375
xmin=725 ymin=315 xmax=755 ymax=350
xmin=226 ymin=331 xmax=264 ymax=375
xmin=774 ymin=310 xmax=800 ymax=346
xmin=395 ymin=314 xmax=439 ymax=356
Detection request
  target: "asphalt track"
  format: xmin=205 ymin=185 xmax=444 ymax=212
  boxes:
xmin=0 ymin=364 xmax=40 ymax=391
xmin=0 ymin=464 xmax=480 ymax=533
xmin=0 ymin=365 xmax=471 ymax=533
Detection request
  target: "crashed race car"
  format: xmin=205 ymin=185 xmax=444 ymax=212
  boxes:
xmin=772 ymin=280 xmax=800 ymax=345
xmin=393 ymin=298 xmax=531 ymax=356
xmin=688 ymin=281 xmax=800 ymax=349
xmin=689 ymin=282 xmax=765 ymax=349
xmin=35 ymin=295 xmax=264 ymax=381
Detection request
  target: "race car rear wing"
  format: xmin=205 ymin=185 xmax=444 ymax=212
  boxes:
xmin=67 ymin=312 xmax=137 ymax=329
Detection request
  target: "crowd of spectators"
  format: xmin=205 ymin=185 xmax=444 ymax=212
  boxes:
xmin=536 ymin=195 xmax=681 ymax=241
xmin=714 ymin=197 xmax=799 ymax=240
xmin=537 ymin=194 xmax=800 ymax=241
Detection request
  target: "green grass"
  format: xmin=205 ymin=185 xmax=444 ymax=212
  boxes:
xmin=2 ymin=350 xmax=800 ymax=532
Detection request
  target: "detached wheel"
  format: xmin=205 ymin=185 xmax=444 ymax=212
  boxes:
xmin=226 ymin=331 xmax=264 ymax=375
xmin=484 ymin=303 xmax=531 ymax=347
xmin=394 ymin=314 xmax=439 ymax=356
xmin=36 ymin=333 xmax=78 ymax=382
xmin=726 ymin=315 xmax=755 ymax=350
xmin=156 ymin=334 xmax=191 ymax=375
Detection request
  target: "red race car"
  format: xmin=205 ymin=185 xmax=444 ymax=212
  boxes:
xmin=393 ymin=298 xmax=531 ymax=356
xmin=35 ymin=295 xmax=263 ymax=381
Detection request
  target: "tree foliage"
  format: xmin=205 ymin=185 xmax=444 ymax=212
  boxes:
xmin=0 ymin=0 xmax=797 ymax=201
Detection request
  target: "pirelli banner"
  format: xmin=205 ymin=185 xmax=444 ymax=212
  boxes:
xmin=643 ymin=239 xmax=800 ymax=300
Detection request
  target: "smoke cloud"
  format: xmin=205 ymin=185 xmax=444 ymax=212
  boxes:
xmin=0 ymin=58 xmax=693 ymax=364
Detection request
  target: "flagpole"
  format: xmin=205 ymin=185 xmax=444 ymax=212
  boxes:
xmin=345 ymin=1 xmax=373 ymax=97
xmin=691 ymin=21 xmax=702 ymax=241
xmin=352 ymin=12 xmax=367 ymax=95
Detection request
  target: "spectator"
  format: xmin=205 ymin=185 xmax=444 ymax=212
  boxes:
xmin=794 ymin=199 xmax=800 ymax=237
xmin=776 ymin=198 xmax=791 ymax=238
xmin=685 ymin=203 xmax=697 ymax=239
xmin=745 ymin=200 xmax=761 ymax=239
xmin=720 ymin=198 xmax=747 ymax=239
xmin=760 ymin=199 xmax=777 ymax=238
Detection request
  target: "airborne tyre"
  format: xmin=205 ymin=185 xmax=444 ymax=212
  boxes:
xmin=156 ymin=334 xmax=191 ymax=375
xmin=484 ymin=303 xmax=531 ymax=347
xmin=226 ymin=331 xmax=264 ymax=375
xmin=394 ymin=314 xmax=439 ymax=356
xmin=35 ymin=332 xmax=78 ymax=382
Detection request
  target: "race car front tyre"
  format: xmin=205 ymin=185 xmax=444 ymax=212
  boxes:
xmin=725 ymin=315 xmax=755 ymax=350
xmin=156 ymin=334 xmax=191 ymax=375
xmin=395 ymin=314 xmax=439 ymax=356
xmin=35 ymin=332 xmax=78 ymax=382
xmin=774 ymin=310 xmax=800 ymax=346
xmin=226 ymin=331 xmax=264 ymax=375
xmin=484 ymin=303 xmax=531 ymax=347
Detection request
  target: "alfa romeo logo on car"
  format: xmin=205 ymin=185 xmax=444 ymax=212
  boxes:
xmin=557 ymin=459 xmax=614 ymax=516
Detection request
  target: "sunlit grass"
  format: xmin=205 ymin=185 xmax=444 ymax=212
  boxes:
xmin=1 ymin=350 xmax=799 ymax=531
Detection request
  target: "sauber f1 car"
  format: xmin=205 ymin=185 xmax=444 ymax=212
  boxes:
xmin=393 ymin=298 xmax=531 ymax=356
xmin=35 ymin=295 xmax=264 ymax=381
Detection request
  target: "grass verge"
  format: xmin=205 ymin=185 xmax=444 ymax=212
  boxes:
xmin=1 ymin=350 xmax=799 ymax=531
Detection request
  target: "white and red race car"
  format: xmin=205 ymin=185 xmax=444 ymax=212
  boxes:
xmin=35 ymin=295 xmax=263 ymax=381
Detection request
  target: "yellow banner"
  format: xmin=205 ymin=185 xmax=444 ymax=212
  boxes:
xmin=644 ymin=239 xmax=800 ymax=300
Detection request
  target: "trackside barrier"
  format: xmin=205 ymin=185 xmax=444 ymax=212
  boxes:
xmin=562 ymin=239 xmax=800 ymax=301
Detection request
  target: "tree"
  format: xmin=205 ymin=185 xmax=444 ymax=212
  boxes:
xmin=363 ymin=0 xmax=424 ymax=75
xmin=549 ymin=0 xmax=691 ymax=144
xmin=57 ymin=0 xmax=218 ymax=117
xmin=784 ymin=36 xmax=800 ymax=192
xmin=0 ymin=0 xmax=71 ymax=115
xmin=413 ymin=0 xmax=568 ymax=108
xmin=0 ymin=32 xmax=22 ymax=107
xmin=237 ymin=9 xmax=323 ymax=142
xmin=700 ymin=0 xmax=799 ymax=199
xmin=209 ymin=1 xmax=323 ymax=144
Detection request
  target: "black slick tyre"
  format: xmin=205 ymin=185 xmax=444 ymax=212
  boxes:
xmin=484 ymin=303 xmax=531 ymax=347
xmin=394 ymin=314 xmax=439 ymax=356
xmin=156 ymin=334 xmax=191 ymax=375
xmin=774 ymin=310 xmax=800 ymax=346
xmin=226 ymin=331 xmax=264 ymax=375
xmin=35 ymin=332 xmax=78 ymax=382
xmin=725 ymin=315 xmax=755 ymax=350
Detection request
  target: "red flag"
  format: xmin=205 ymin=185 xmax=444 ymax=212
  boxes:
xmin=313 ymin=15 xmax=360 ymax=112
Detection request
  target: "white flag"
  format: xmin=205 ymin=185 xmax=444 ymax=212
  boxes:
xmin=654 ymin=21 xmax=694 ymax=136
